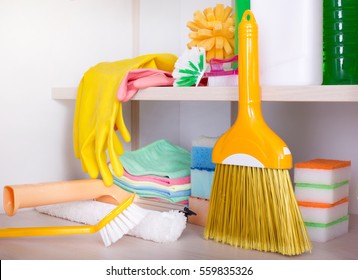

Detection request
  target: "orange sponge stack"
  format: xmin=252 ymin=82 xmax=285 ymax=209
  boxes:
xmin=294 ymin=159 xmax=351 ymax=242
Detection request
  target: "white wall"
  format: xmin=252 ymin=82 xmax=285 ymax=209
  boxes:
xmin=0 ymin=0 xmax=133 ymax=212
xmin=139 ymin=0 xmax=232 ymax=150
xmin=0 ymin=0 xmax=357 ymax=216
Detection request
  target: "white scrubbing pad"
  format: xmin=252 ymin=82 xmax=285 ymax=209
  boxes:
xmin=36 ymin=200 xmax=115 ymax=225
xmin=129 ymin=209 xmax=187 ymax=243
xmin=299 ymin=199 xmax=349 ymax=224
xmin=295 ymin=182 xmax=349 ymax=204
xmin=294 ymin=159 xmax=351 ymax=185
xmin=36 ymin=201 xmax=187 ymax=243
xmin=305 ymin=216 xmax=349 ymax=242
xmin=295 ymin=167 xmax=351 ymax=185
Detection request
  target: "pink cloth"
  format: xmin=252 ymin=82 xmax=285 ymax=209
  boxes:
xmin=124 ymin=170 xmax=190 ymax=186
xmin=117 ymin=69 xmax=174 ymax=102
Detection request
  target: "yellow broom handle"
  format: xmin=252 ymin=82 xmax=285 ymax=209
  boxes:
xmin=238 ymin=11 xmax=262 ymax=118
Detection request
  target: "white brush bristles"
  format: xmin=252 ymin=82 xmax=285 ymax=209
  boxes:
xmin=99 ymin=203 xmax=147 ymax=247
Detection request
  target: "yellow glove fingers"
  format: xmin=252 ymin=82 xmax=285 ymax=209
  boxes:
xmin=113 ymin=131 xmax=124 ymax=155
xmin=73 ymin=78 xmax=84 ymax=158
xmin=108 ymin=103 xmax=124 ymax=177
xmin=77 ymin=79 xmax=98 ymax=162
xmin=115 ymin=102 xmax=131 ymax=143
xmin=95 ymin=124 xmax=113 ymax=187
xmin=108 ymin=132 xmax=124 ymax=178
xmin=80 ymin=129 xmax=99 ymax=178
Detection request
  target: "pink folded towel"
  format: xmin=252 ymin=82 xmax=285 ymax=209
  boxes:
xmin=124 ymin=170 xmax=190 ymax=186
xmin=117 ymin=69 xmax=174 ymax=102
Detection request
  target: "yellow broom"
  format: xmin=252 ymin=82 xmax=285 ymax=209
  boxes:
xmin=204 ymin=10 xmax=312 ymax=256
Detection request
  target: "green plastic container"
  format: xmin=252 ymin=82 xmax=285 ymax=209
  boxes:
xmin=323 ymin=0 xmax=358 ymax=84
xmin=235 ymin=0 xmax=250 ymax=55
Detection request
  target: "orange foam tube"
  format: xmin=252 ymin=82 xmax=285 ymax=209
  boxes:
xmin=3 ymin=179 xmax=130 ymax=216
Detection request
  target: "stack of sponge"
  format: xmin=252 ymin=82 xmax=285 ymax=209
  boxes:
xmin=294 ymin=158 xmax=351 ymax=242
xmin=188 ymin=136 xmax=218 ymax=226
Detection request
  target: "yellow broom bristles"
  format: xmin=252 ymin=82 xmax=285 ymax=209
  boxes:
xmin=204 ymin=164 xmax=312 ymax=256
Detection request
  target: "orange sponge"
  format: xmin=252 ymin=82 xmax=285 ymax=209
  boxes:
xmin=295 ymin=159 xmax=351 ymax=170
xmin=294 ymin=158 xmax=351 ymax=185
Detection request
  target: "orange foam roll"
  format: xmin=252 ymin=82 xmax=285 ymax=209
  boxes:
xmin=3 ymin=179 xmax=130 ymax=216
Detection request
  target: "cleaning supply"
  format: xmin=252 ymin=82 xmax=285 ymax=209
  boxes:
xmin=294 ymin=158 xmax=351 ymax=204
xmin=294 ymin=158 xmax=351 ymax=242
xmin=113 ymin=178 xmax=190 ymax=205
xmin=190 ymin=170 xmax=214 ymax=200
xmin=172 ymin=47 xmax=206 ymax=87
xmin=0 ymin=193 xmax=146 ymax=247
xmin=117 ymin=69 xmax=174 ymax=102
xmin=188 ymin=196 xmax=210 ymax=227
xmin=190 ymin=136 xmax=217 ymax=199
xmin=3 ymin=179 xmax=130 ymax=216
xmin=187 ymin=4 xmax=235 ymax=62
xmin=191 ymin=136 xmax=217 ymax=171
xmin=303 ymin=216 xmax=349 ymax=243
xmin=298 ymin=198 xmax=349 ymax=224
xmin=116 ymin=139 xmax=191 ymax=179
xmin=323 ymin=0 xmax=358 ymax=84
xmin=204 ymin=11 xmax=311 ymax=256
xmin=122 ymin=170 xmax=190 ymax=187
xmin=74 ymin=53 xmax=177 ymax=186
xmin=235 ymin=0 xmax=323 ymax=85
xmin=36 ymin=198 xmax=187 ymax=243
xmin=294 ymin=159 xmax=351 ymax=186
xmin=204 ymin=56 xmax=238 ymax=87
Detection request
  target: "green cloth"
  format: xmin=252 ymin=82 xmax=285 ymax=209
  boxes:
xmin=120 ymin=139 xmax=191 ymax=178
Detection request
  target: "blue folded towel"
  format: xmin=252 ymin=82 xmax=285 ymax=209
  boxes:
xmin=114 ymin=177 xmax=191 ymax=197
xmin=113 ymin=180 xmax=190 ymax=204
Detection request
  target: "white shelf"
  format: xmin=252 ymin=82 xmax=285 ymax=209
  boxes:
xmin=52 ymin=85 xmax=358 ymax=102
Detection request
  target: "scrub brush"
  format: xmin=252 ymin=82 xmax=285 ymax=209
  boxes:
xmin=172 ymin=47 xmax=206 ymax=87
xmin=0 ymin=193 xmax=145 ymax=247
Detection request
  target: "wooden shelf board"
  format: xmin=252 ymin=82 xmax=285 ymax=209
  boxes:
xmin=51 ymin=85 xmax=358 ymax=102
xmin=52 ymin=85 xmax=358 ymax=102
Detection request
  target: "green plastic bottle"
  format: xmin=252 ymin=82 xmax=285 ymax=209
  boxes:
xmin=323 ymin=0 xmax=358 ymax=84
xmin=235 ymin=0 xmax=250 ymax=55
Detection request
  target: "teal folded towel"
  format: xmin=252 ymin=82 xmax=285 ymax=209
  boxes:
xmin=119 ymin=139 xmax=191 ymax=178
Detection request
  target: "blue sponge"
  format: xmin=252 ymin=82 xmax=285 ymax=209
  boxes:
xmin=191 ymin=136 xmax=218 ymax=171
xmin=191 ymin=147 xmax=215 ymax=171
xmin=190 ymin=169 xmax=214 ymax=199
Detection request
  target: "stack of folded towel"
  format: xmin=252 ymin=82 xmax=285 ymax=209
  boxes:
xmin=189 ymin=136 xmax=218 ymax=226
xmin=110 ymin=139 xmax=191 ymax=206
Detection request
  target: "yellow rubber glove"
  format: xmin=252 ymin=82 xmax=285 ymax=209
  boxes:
xmin=74 ymin=53 xmax=178 ymax=186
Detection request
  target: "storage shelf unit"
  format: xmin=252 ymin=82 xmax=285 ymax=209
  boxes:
xmin=52 ymin=85 xmax=358 ymax=102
